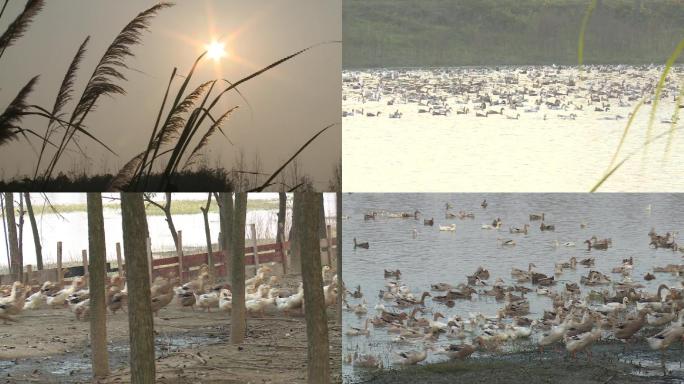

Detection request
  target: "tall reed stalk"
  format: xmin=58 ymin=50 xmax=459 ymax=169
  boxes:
xmin=113 ymin=42 xmax=339 ymax=191
xmin=40 ymin=2 xmax=173 ymax=184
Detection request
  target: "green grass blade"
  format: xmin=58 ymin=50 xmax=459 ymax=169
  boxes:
xmin=591 ymin=126 xmax=684 ymax=192
xmin=252 ymin=123 xmax=335 ymax=192
xmin=644 ymin=38 xmax=684 ymax=156
xmin=577 ymin=0 xmax=597 ymax=73
xmin=663 ymin=82 xmax=684 ymax=161
xmin=605 ymin=97 xmax=646 ymax=173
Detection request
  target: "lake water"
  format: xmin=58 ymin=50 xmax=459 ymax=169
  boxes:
xmin=0 ymin=194 xmax=338 ymax=269
xmin=343 ymin=65 xmax=684 ymax=192
xmin=342 ymin=193 xmax=684 ymax=381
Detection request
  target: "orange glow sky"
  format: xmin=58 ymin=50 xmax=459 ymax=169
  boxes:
xmin=0 ymin=0 xmax=341 ymax=190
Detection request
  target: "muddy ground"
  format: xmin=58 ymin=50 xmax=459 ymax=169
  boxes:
xmin=346 ymin=341 xmax=684 ymax=384
xmin=0 ymin=277 xmax=341 ymax=384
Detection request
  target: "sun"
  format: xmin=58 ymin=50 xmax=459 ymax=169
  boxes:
xmin=205 ymin=41 xmax=227 ymax=61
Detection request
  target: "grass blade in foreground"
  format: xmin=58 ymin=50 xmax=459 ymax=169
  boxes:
xmin=590 ymin=126 xmax=684 ymax=192
xmin=252 ymin=123 xmax=335 ymax=192
xmin=643 ymin=38 xmax=684 ymax=156
xmin=577 ymin=0 xmax=597 ymax=74
xmin=604 ymin=97 xmax=646 ymax=173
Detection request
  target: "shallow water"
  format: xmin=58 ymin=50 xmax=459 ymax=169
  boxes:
xmin=342 ymin=193 xmax=684 ymax=382
xmin=342 ymin=65 xmax=684 ymax=192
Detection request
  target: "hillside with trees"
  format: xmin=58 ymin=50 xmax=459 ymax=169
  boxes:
xmin=343 ymin=0 xmax=684 ymax=68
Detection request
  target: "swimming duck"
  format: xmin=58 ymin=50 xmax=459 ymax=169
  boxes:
xmin=346 ymin=319 xmax=370 ymax=337
xmin=509 ymin=224 xmax=529 ymax=234
xmin=439 ymin=224 xmax=456 ymax=231
xmin=353 ymin=238 xmax=370 ymax=249
xmin=539 ymin=222 xmax=555 ymax=231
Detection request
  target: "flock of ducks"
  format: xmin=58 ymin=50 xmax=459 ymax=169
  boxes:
xmin=345 ymin=201 xmax=684 ymax=375
xmin=0 ymin=263 xmax=339 ymax=324
xmin=342 ymin=65 xmax=682 ymax=123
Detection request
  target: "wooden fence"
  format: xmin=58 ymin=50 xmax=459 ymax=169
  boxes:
xmin=1 ymin=234 xmax=337 ymax=285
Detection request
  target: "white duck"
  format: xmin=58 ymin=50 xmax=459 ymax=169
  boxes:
xmin=47 ymin=277 xmax=86 ymax=308
xmin=245 ymin=285 xmax=271 ymax=301
xmin=24 ymin=289 xmax=47 ymax=310
xmin=597 ymin=297 xmax=629 ymax=313
xmin=276 ymin=283 xmax=304 ymax=315
xmin=246 ymin=297 xmax=276 ymax=317
xmin=428 ymin=312 xmax=448 ymax=332
xmin=218 ymin=289 xmax=232 ymax=312
xmin=196 ymin=288 xmax=221 ymax=312
xmin=439 ymin=224 xmax=456 ymax=231
xmin=538 ymin=321 xmax=569 ymax=353
xmin=394 ymin=348 xmax=429 ymax=365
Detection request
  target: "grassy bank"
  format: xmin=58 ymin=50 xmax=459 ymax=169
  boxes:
xmin=343 ymin=0 xmax=684 ymax=68
xmin=0 ymin=168 xmax=234 ymax=192
xmin=33 ymin=198 xmax=280 ymax=216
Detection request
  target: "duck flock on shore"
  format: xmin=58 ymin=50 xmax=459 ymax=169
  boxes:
xmin=342 ymin=65 xmax=683 ymax=122
xmin=344 ymin=201 xmax=684 ymax=375
xmin=1 ymin=263 xmax=339 ymax=324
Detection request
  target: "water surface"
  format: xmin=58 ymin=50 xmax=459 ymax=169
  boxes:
xmin=343 ymin=65 xmax=684 ymax=192
xmin=342 ymin=193 xmax=684 ymax=381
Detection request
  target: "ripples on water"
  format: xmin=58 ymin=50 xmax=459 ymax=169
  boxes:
xmin=342 ymin=193 xmax=684 ymax=380
xmin=342 ymin=65 xmax=684 ymax=192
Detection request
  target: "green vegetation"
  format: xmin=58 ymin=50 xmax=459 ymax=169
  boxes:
xmin=34 ymin=198 xmax=278 ymax=216
xmin=343 ymin=0 xmax=684 ymax=68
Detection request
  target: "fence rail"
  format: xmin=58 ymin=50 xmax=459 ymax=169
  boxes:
xmin=0 ymin=236 xmax=337 ymax=285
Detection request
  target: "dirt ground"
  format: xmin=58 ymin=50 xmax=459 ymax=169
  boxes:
xmin=0 ymin=276 xmax=341 ymax=384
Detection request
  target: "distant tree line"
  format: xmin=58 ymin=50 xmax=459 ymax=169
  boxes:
xmin=343 ymin=0 xmax=684 ymax=68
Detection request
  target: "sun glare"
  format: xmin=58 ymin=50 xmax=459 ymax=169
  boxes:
xmin=205 ymin=41 xmax=227 ymax=61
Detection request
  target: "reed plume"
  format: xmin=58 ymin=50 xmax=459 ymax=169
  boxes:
xmin=0 ymin=75 xmax=39 ymax=146
xmin=43 ymin=2 xmax=173 ymax=180
xmin=34 ymin=36 xmax=90 ymax=178
xmin=156 ymin=81 xmax=214 ymax=148
xmin=0 ymin=0 xmax=45 ymax=61
xmin=110 ymin=151 xmax=146 ymax=191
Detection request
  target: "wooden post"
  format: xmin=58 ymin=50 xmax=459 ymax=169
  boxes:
xmin=82 ymin=249 xmax=88 ymax=276
xmin=325 ymin=225 xmax=333 ymax=267
xmin=279 ymin=229 xmax=288 ymax=275
xmin=177 ymin=230 xmax=183 ymax=281
xmin=250 ymin=224 xmax=259 ymax=272
xmin=217 ymin=231 xmax=224 ymax=277
xmin=116 ymin=242 xmax=123 ymax=277
xmin=146 ymin=237 xmax=153 ymax=283
xmin=25 ymin=265 xmax=32 ymax=284
xmin=57 ymin=241 xmax=63 ymax=286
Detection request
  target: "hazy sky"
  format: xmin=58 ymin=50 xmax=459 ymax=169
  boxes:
xmin=0 ymin=0 xmax=341 ymax=190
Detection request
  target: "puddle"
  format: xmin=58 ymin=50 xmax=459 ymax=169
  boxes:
xmin=1 ymin=329 xmax=225 ymax=382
